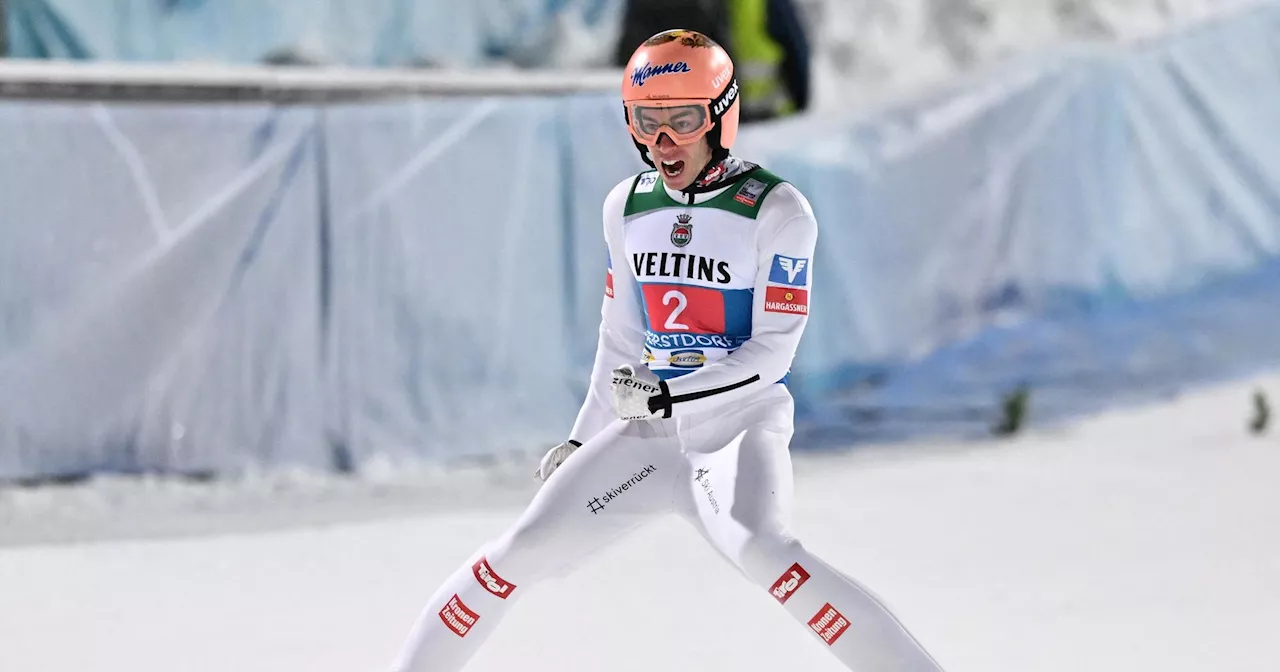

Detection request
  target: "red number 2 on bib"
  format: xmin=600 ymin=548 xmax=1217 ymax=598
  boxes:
xmin=641 ymin=284 xmax=726 ymax=334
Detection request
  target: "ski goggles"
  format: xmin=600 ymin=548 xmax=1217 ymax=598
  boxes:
xmin=626 ymin=100 xmax=713 ymax=145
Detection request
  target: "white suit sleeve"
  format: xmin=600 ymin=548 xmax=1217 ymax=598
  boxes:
xmin=654 ymin=183 xmax=818 ymax=418
xmin=568 ymin=178 xmax=647 ymax=443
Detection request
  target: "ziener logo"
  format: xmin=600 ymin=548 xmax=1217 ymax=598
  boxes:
xmin=769 ymin=563 xmax=811 ymax=604
xmin=472 ymin=557 xmax=516 ymax=599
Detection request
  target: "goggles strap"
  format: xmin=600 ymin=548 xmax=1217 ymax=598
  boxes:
xmin=708 ymin=75 xmax=739 ymax=122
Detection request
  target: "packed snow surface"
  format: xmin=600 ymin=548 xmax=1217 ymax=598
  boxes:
xmin=2 ymin=373 xmax=1279 ymax=671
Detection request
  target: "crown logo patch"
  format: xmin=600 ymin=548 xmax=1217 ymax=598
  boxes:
xmin=671 ymin=213 xmax=693 ymax=247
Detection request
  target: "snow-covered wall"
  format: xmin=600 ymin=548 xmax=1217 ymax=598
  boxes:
xmin=4 ymin=0 xmax=624 ymax=67
xmin=791 ymin=0 xmax=1260 ymax=110
xmin=5 ymin=1 xmax=1252 ymax=77
xmin=2 ymin=3 xmax=1279 ymax=480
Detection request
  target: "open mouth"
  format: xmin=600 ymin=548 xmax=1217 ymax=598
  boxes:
xmin=660 ymin=159 xmax=686 ymax=179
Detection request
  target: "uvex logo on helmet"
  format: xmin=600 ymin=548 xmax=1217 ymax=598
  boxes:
xmin=713 ymin=79 xmax=739 ymax=116
xmin=631 ymin=61 xmax=691 ymax=87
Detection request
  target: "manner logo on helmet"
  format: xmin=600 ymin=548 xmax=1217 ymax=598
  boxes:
xmin=631 ymin=61 xmax=691 ymax=87
xmin=671 ymin=213 xmax=694 ymax=247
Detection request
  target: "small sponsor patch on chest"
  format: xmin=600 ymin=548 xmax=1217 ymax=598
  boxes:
xmin=635 ymin=172 xmax=659 ymax=193
xmin=733 ymin=178 xmax=768 ymax=206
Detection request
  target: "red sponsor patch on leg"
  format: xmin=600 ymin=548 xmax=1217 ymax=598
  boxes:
xmin=764 ymin=286 xmax=808 ymax=315
xmin=605 ymin=269 xmax=615 ymax=298
xmin=472 ymin=557 xmax=516 ymax=599
xmin=808 ymin=603 xmax=850 ymax=645
xmin=769 ymin=563 xmax=811 ymax=604
xmin=438 ymin=594 xmax=480 ymax=638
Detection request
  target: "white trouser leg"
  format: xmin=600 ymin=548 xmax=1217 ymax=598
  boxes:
xmin=390 ymin=418 xmax=683 ymax=672
xmin=679 ymin=388 xmax=947 ymax=672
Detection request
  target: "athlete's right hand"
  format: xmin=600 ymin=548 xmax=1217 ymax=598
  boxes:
xmin=535 ymin=439 xmax=581 ymax=482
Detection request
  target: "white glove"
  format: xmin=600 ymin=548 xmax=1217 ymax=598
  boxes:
xmin=610 ymin=363 xmax=672 ymax=420
xmin=535 ymin=440 xmax=581 ymax=482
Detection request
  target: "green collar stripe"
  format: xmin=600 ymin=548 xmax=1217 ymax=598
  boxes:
xmin=623 ymin=168 xmax=786 ymax=219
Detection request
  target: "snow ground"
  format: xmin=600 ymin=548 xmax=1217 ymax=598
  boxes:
xmin=2 ymin=372 xmax=1279 ymax=672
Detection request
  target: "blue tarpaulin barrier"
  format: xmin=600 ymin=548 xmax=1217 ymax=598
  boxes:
xmin=2 ymin=5 xmax=1279 ymax=479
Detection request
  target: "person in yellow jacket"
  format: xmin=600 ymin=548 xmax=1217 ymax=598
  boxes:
xmin=729 ymin=0 xmax=811 ymax=121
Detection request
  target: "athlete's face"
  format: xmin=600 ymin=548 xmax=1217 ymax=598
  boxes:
xmin=647 ymin=132 xmax=712 ymax=191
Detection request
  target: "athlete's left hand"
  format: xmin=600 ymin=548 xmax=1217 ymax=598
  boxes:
xmin=610 ymin=363 xmax=672 ymax=420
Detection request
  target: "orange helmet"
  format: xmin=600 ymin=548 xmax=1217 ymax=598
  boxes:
xmin=621 ymin=29 xmax=740 ymax=170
